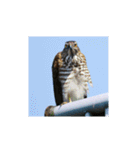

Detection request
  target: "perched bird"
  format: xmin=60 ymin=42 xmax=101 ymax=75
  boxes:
xmin=52 ymin=41 xmax=93 ymax=106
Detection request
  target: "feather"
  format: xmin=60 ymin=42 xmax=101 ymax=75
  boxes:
xmin=52 ymin=52 xmax=63 ymax=106
xmin=52 ymin=41 xmax=93 ymax=106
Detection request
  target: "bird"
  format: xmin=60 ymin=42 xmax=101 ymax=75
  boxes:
xmin=52 ymin=41 xmax=93 ymax=106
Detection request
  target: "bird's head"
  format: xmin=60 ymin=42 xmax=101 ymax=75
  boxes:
xmin=62 ymin=41 xmax=80 ymax=58
xmin=62 ymin=41 xmax=81 ymax=67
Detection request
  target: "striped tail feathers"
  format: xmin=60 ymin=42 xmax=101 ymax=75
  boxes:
xmin=88 ymin=73 xmax=93 ymax=87
xmin=88 ymin=75 xmax=93 ymax=87
xmin=89 ymin=81 xmax=93 ymax=87
xmin=78 ymin=52 xmax=93 ymax=88
xmin=84 ymin=64 xmax=93 ymax=87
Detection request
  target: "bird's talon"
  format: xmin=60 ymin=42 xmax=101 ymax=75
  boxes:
xmin=60 ymin=102 xmax=68 ymax=106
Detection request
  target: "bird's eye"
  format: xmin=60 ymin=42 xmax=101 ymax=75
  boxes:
xmin=65 ymin=45 xmax=67 ymax=48
xmin=74 ymin=44 xmax=77 ymax=47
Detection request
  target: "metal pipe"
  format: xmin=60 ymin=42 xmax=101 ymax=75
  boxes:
xmin=85 ymin=112 xmax=92 ymax=117
xmin=52 ymin=93 xmax=108 ymax=116
xmin=105 ymin=108 xmax=109 ymax=117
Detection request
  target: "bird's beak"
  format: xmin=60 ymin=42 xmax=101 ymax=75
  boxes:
xmin=68 ymin=46 xmax=73 ymax=56
xmin=70 ymin=45 xmax=72 ymax=51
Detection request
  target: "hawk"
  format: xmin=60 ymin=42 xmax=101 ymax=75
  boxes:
xmin=52 ymin=41 xmax=93 ymax=106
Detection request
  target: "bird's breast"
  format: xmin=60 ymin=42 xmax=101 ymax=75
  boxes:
xmin=59 ymin=66 xmax=74 ymax=84
xmin=59 ymin=65 xmax=89 ymax=101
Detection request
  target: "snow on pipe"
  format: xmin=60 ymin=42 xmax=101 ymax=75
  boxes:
xmin=44 ymin=93 xmax=108 ymax=116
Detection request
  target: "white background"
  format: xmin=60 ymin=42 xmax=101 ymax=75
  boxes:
xmin=0 ymin=0 xmax=140 ymax=150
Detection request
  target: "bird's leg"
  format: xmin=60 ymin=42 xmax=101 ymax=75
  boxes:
xmin=68 ymin=94 xmax=72 ymax=103
xmin=60 ymin=101 xmax=68 ymax=106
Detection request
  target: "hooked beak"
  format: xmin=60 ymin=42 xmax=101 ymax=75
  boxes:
xmin=68 ymin=46 xmax=73 ymax=56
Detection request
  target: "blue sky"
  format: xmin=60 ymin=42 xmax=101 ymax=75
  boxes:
xmin=29 ymin=37 xmax=108 ymax=116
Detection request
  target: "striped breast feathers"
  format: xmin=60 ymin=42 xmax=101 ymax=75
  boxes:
xmin=78 ymin=51 xmax=93 ymax=87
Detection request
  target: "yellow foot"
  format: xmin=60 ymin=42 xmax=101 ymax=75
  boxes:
xmin=68 ymin=94 xmax=72 ymax=103
xmin=69 ymin=97 xmax=72 ymax=103
xmin=60 ymin=102 xmax=68 ymax=106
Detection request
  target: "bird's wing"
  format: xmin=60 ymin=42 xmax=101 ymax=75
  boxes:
xmin=79 ymin=52 xmax=93 ymax=87
xmin=52 ymin=52 xmax=63 ymax=106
